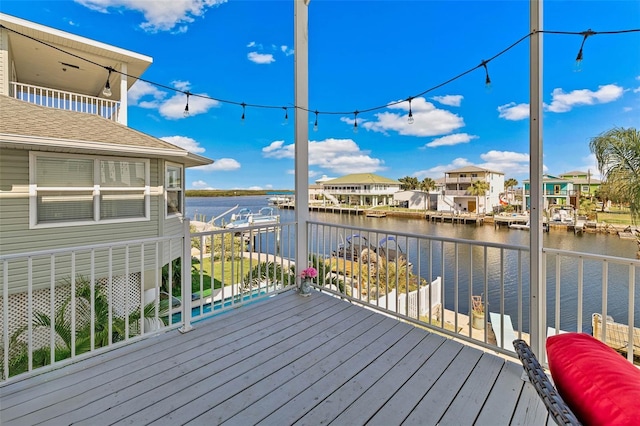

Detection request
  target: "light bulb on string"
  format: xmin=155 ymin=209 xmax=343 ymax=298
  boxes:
xmin=481 ymin=60 xmax=492 ymax=92
xmin=183 ymin=92 xmax=190 ymax=117
xmin=241 ymin=102 xmax=246 ymax=125
xmin=574 ymin=29 xmax=594 ymax=72
xmin=353 ymin=111 xmax=359 ymax=133
xmin=102 ymin=68 xmax=112 ymax=97
xmin=313 ymin=110 xmax=319 ymax=132
xmin=283 ymin=107 xmax=288 ymax=125
xmin=407 ymin=98 xmax=414 ymax=124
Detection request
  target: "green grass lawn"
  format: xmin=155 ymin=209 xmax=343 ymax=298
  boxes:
xmin=593 ymin=211 xmax=634 ymax=225
xmin=191 ymin=258 xmax=253 ymax=297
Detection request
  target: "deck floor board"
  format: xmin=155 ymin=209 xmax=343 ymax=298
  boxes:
xmin=0 ymin=290 xmax=548 ymax=426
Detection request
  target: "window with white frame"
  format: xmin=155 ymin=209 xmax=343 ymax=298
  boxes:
xmin=166 ymin=164 xmax=183 ymax=216
xmin=31 ymin=153 xmax=149 ymax=226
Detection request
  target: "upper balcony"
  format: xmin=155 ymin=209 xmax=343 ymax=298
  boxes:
xmin=0 ymin=13 xmax=153 ymax=126
xmin=9 ymin=81 xmax=121 ymax=122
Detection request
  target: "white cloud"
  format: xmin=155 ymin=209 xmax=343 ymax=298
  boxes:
xmin=431 ymin=95 xmax=463 ymax=107
xmin=546 ymin=84 xmax=624 ymax=113
xmin=478 ymin=151 xmax=531 ymax=176
xmin=280 ymin=45 xmax=294 ymax=56
xmin=247 ymin=41 xmax=256 ymax=47
xmin=425 ymin=133 xmax=478 ymax=148
xmin=75 ymin=0 xmax=227 ymax=32
xmin=633 ymin=87 xmax=640 ymax=93
xmin=623 ymin=107 xmax=633 ymax=112
xmin=262 ymin=138 xmax=385 ymax=174
xmin=146 ymin=82 xmax=219 ymax=119
xmin=361 ymin=97 xmax=464 ymax=137
xmin=128 ymin=80 xmax=166 ymax=106
xmin=160 ymin=136 xmax=205 ymax=153
xmin=132 ymin=81 xmax=218 ymax=118
xmin=497 ymin=102 xmax=530 ymax=121
xmin=248 ymin=52 xmax=275 ymax=64
xmin=191 ymin=180 xmax=213 ymax=189
xmin=193 ymin=158 xmax=240 ymax=172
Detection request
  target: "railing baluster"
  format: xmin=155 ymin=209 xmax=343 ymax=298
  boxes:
xmin=555 ymin=255 xmax=561 ymax=334
xmin=577 ymin=257 xmax=584 ymax=333
xmin=627 ymin=265 xmax=635 ymax=362
xmin=601 ymin=261 xmax=608 ymax=343
xmin=27 ymin=257 xmax=33 ymax=372
xmin=70 ymin=252 xmax=76 ymax=357
xmin=50 ymin=255 xmax=56 ymax=365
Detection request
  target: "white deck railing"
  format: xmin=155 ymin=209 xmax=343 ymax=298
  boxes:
xmin=10 ymin=82 xmax=120 ymax=122
xmin=0 ymin=220 xmax=296 ymax=381
xmin=307 ymin=221 xmax=640 ymax=363
xmin=2 ymin=219 xmax=637 ymax=381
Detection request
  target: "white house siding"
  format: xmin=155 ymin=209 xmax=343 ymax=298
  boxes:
xmin=0 ymin=150 xmax=181 ymax=294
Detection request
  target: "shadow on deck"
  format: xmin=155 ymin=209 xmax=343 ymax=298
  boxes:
xmin=0 ymin=290 xmax=549 ymax=425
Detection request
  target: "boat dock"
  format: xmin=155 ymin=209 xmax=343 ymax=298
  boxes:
xmin=366 ymin=211 xmax=387 ymax=218
xmin=592 ymin=313 xmax=640 ymax=364
xmin=427 ymin=212 xmax=484 ymax=225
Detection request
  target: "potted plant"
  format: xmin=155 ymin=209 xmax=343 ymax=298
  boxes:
xmin=471 ymin=294 xmax=485 ymax=329
xmin=299 ymin=266 xmax=318 ymax=297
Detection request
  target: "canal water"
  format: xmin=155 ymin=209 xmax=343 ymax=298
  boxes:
xmin=187 ymin=196 xmax=640 ymax=332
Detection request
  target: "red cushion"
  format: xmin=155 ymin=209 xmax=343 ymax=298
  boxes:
xmin=546 ymin=333 xmax=640 ymax=426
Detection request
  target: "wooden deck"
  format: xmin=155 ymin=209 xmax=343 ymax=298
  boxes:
xmin=0 ymin=290 xmax=549 ymax=425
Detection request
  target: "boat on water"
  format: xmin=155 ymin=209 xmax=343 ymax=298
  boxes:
xmin=333 ymin=234 xmax=409 ymax=264
xmin=508 ymin=220 xmax=549 ymax=232
xmin=266 ymin=195 xmax=292 ymax=205
xmin=224 ymin=207 xmax=280 ymax=229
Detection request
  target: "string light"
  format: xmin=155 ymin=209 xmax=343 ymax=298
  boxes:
xmin=283 ymin=107 xmax=288 ymax=124
xmin=313 ymin=110 xmax=319 ymax=132
xmin=102 ymin=67 xmax=112 ymax=97
xmin=2 ymin=23 xmax=638 ymax=124
xmin=353 ymin=111 xmax=359 ymax=133
xmin=407 ymin=98 xmax=414 ymax=124
xmin=574 ymin=29 xmax=595 ymax=71
xmin=481 ymin=60 xmax=491 ymax=89
xmin=184 ymin=92 xmax=190 ymax=117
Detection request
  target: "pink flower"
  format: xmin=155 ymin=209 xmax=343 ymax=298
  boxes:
xmin=300 ymin=267 xmax=318 ymax=279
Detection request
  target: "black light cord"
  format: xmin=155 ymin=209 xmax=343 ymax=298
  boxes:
xmin=1 ymin=24 xmax=638 ymax=123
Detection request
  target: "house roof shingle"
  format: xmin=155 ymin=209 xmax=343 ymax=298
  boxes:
xmin=0 ymin=96 xmax=212 ymax=167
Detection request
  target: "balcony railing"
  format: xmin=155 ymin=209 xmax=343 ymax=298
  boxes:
xmin=10 ymin=82 xmax=120 ymax=122
xmin=306 ymin=221 xmax=640 ymax=362
xmin=2 ymin=219 xmax=638 ymax=381
xmin=0 ymin=220 xmax=295 ymax=380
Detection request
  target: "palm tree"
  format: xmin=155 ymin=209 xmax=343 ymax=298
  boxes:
xmin=468 ymin=180 xmax=490 ymax=214
xmin=504 ymin=178 xmax=518 ymax=202
xmin=590 ymin=127 xmax=640 ymax=223
xmin=419 ymin=177 xmax=436 ymax=210
xmin=398 ymin=176 xmax=419 ymax=190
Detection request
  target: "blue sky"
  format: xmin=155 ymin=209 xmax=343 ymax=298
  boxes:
xmin=2 ymin=0 xmax=639 ymax=190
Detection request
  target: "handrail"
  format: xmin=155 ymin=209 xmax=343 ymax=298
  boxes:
xmin=10 ymin=81 xmax=120 ymax=122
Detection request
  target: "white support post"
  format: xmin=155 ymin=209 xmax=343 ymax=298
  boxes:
xmin=294 ymin=0 xmax=310 ymax=292
xmin=179 ymin=218 xmax=193 ymax=333
xmin=118 ymin=62 xmax=128 ymax=125
xmin=529 ymin=0 xmax=545 ymax=360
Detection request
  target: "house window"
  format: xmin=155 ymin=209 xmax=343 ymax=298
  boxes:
xmin=554 ymin=185 xmax=561 ymax=194
xmin=31 ymin=153 xmax=149 ymax=227
xmin=166 ymin=164 xmax=183 ymax=216
xmin=581 ymin=185 xmax=589 ymax=193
